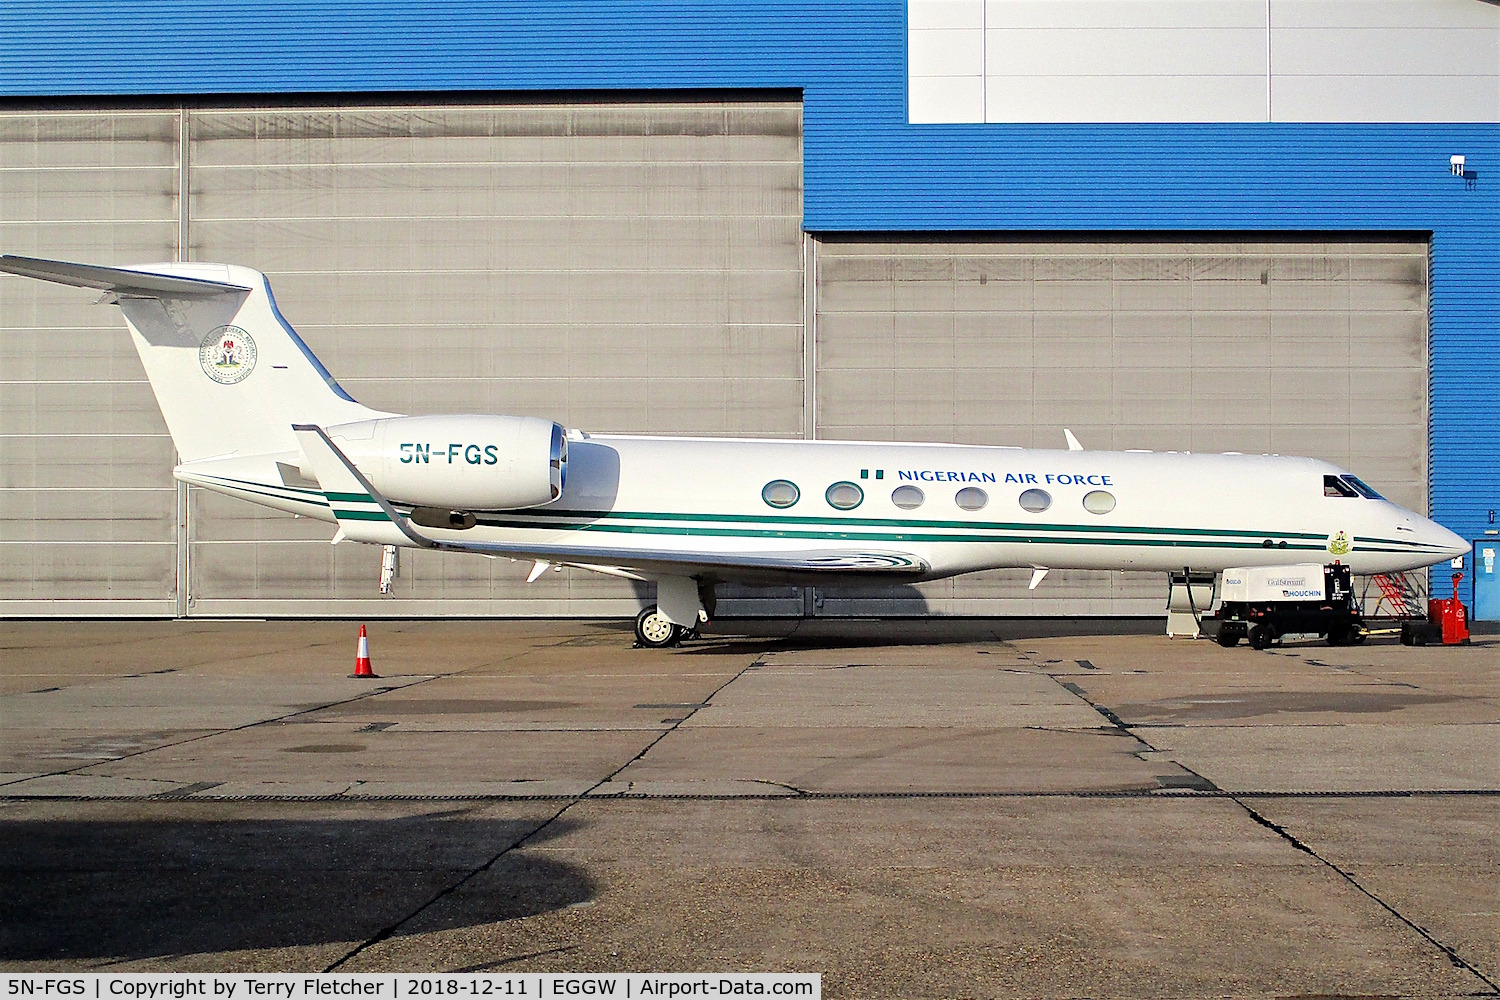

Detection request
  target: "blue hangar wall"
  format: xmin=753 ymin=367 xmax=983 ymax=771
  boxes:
xmin=2 ymin=0 xmax=1497 ymax=548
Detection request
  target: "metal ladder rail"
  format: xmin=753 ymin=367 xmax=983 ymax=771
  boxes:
xmin=1369 ymin=572 xmax=1423 ymax=619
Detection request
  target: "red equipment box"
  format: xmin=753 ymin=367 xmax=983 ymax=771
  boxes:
xmin=1404 ymin=573 xmax=1471 ymax=645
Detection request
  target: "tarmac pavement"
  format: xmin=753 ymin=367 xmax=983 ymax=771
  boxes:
xmin=1 ymin=617 xmax=1496 ymax=997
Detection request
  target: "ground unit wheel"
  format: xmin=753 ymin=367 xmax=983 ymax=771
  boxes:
xmin=634 ymin=606 xmax=682 ymax=648
xmin=1326 ymin=625 xmax=1351 ymax=647
xmin=1216 ymin=626 xmax=1243 ymax=648
xmin=1248 ymin=623 xmax=1276 ymax=650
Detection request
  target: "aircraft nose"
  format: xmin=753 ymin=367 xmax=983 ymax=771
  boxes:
xmin=1423 ymin=518 xmax=1470 ymax=561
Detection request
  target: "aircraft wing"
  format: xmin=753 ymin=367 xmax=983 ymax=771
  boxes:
xmin=291 ymin=423 xmax=929 ymax=579
xmin=0 ymin=255 xmax=250 ymax=297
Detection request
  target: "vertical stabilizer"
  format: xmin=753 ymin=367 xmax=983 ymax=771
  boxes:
xmin=0 ymin=256 xmax=391 ymax=463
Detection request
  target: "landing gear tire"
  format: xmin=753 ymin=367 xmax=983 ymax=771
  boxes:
xmin=1216 ymin=627 xmax=1242 ymax=648
xmin=1248 ymin=623 xmax=1276 ymax=650
xmin=634 ymin=606 xmax=683 ymax=649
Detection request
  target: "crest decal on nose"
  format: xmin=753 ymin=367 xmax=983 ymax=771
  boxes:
xmin=1328 ymin=530 xmax=1352 ymax=556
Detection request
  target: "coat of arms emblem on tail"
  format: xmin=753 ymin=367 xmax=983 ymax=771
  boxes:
xmin=199 ymin=325 xmax=257 ymax=384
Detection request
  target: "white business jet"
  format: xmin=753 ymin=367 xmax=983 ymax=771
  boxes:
xmin=1 ymin=257 xmax=1468 ymax=646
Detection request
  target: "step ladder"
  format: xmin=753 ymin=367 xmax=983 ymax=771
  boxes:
xmin=1365 ymin=572 xmax=1425 ymax=619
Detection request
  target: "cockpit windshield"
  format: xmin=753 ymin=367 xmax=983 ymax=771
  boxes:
xmin=1324 ymin=474 xmax=1383 ymax=499
xmin=1324 ymin=474 xmax=1358 ymax=498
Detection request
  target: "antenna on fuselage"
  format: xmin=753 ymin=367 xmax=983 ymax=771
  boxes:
xmin=1064 ymin=429 xmax=1084 ymax=451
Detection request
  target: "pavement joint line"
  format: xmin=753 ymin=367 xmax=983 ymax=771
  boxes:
xmin=0 ymin=673 xmax=441 ymax=792
xmin=1234 ymin=795 xmax=1500 ymax=993
xmin=321 ymin=651 xmax=766 ymax=973
xmin=1023 ymin=644 xmax=1499 ymax=993
xmin=1021 ymin=646 xmax=1154 ymax=747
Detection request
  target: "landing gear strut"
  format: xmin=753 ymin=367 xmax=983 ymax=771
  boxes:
xmin=634 ymin=606 xmax=683 ymax=648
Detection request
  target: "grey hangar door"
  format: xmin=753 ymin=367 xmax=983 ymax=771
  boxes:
xmin=0 ymin=110 xmax=182 ymax=615
xmin=0 ymin=98 xmax=804 ymax=617
xmin=810 ymin=236 xmax=1428 ymax=617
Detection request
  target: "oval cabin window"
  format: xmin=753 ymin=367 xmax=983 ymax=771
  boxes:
xmin=825 ymin=481 xmax=864 ymax=510
xmin=954 ymin=486 xmax=988 ymax=511
xmin=890 ymin=485 xmax=924 ymax=509
xmin=1083 ymin=490 xmax=1116 ymax=515
xmin=762 ymin=480 xmax=800 ymax=509
xmin=1018 ymin=488 xmax=1051 ymax=513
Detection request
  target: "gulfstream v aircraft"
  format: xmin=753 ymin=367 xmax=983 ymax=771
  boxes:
xmin=1 ymin=256 xmax=1469 ymax=646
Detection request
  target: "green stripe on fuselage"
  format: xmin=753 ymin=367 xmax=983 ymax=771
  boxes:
xmin=470 ymin=515 xmax=1328 ymax=551
xmin=331 ymin=508 xmax=390 ymax=522
xmin=506 ymin=506 xmax=1332 ymax=540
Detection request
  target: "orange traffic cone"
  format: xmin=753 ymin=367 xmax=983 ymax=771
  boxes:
xmin=350 ymin=624 xmax=378 ymax=678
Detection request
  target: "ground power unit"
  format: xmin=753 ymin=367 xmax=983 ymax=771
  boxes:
xmin=1214 ymin=563 xmax=1361 ymax=649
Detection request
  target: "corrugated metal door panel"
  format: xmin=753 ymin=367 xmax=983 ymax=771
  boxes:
xmin=186 ymin=98 xmax=803 ymax=617
xmin=813 ymin=235 xmax=1429 ymax=616
xmin=0 ymin=110 xmax=180 ymax=615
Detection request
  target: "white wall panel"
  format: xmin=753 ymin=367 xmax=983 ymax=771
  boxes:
xmin=911 ymin=0 xmax=1500 ymax=122
xmin=982 ymin=1 xmax=1268 ymax=29
xmin=910 ymin=27 xmax=986 ymax=76
xmin=989 ymin=27 xmax=1267 ymax=75
xmin=984 ymin=75 xmax=1267 ymax=124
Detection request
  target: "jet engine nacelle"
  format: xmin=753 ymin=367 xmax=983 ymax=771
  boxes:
xmin=320 ymin=414 xmax=566 ymax=510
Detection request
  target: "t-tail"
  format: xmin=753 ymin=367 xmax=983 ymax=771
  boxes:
xmin=0 ymin=256 xmax=388 ymax=463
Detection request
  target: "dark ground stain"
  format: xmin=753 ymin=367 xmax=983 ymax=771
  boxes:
xmin=313 ymin=699 xmax=580 ymax=716
xmin=1118 ymin=689 xmax=1460 ymax=722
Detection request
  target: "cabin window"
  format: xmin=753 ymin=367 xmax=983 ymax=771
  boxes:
xmin=1018 ymin=488 xmax=1051 ymax=513
xmin=891 ymin=485 xmax=924 ymax=509
xmin=1083 ymin=490 xmax=1116 ymax=515
xmin=955 ymin=486 xmax=988 ymax=511
xmin=825 ymin=481 xmax=864 ymax=510
xmin=762 ymin=480 xmax=800 ymax=508
xmin=1324 ymin=474 xmax=1359 ymax=498
xmin=1343 ymin=475 xmax=1383 ymax=500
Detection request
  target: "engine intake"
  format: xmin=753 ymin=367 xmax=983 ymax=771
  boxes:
xmin=317 ymin=414 xmax=566 ymax=510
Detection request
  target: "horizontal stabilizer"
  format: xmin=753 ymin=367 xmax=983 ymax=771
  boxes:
xmin=0 ymin=255 xmax=250 ymax=297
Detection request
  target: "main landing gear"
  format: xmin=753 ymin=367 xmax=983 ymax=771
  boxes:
xmin=634 ymin=578 xmax=714 ymax=649
xmin=634 ymin=606 xmax=695 ymax=648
